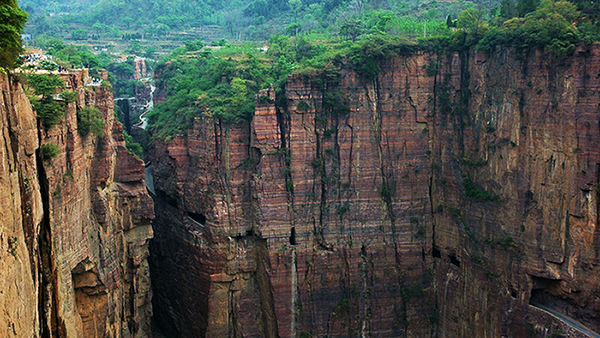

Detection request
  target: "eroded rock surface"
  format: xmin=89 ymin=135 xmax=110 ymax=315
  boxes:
xmin=149 ymin=45 xmax=600 ymax=337
xmin=0 ymin=71 xmax=154 ymax=337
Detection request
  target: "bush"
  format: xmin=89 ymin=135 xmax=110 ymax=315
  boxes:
xmin=349 ymin=34 xmax=417 ymax=80
xmin=35 ymin=99 xmax=65 ymax=129
xmin=123 ymin=130 xmax=143 ymax=158
xmin=40 ymin=60 xmax=58 ymax=71
xmin=77 ymin=107 xmax=104 ymax=137
xmin=463 ymin=177 xmax=501 ymax=202
xmin=60 ymin=90 xmax=78 ymax=103
xmin=41 ymin=143 xmax=60 ymax=160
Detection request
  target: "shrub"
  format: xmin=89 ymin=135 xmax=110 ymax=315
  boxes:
xmin=77 ymin=107 xmax=104 ymax=137
xmin=349 ymin=34 xmax=417 ymax=80
xmin=60 ymin=90 xmax=78 ymax=103
xmin=463 ymin=177 xmax=501 ymax=202
xmin=123 ymin=130 xmax=143 ymax=158
xmin=40 ymin=60 xmax=58 ymax=71
xmin=41 ymin=143 xmax=60 ymax=160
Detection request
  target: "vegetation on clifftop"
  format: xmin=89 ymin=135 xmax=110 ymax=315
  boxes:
xmin=140 ymin=0 xmax=600 ymax=139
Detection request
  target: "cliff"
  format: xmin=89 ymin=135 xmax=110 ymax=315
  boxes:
xmin=0 ymin=71 xmax=154 ymax=337
xmin=149 ymin=45 xmax=600 ymax=337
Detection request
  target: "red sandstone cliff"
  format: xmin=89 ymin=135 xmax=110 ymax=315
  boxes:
xmin=0 ymin=71 xmax=154 ymax=337
xmin=149 ymin=45 xmax=600 ymax=337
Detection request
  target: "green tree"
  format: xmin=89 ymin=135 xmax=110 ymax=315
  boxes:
xmin=0 ymin=0 xmax=28 ymax=69
xmin=71 ymin=29 xmax=89 ymax=40
xmin=455 ymin=8 xmax=489 ymax=46
xmin=77 ymin=107 xmax=104 ymax=137
xmin=516 ymin=0 xmax=541 ymax=16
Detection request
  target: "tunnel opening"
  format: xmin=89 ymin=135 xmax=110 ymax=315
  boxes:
xmin=289 ymin=227 xmax=297 ymax=245
xmin=529 ymin=275 xmax=600 ymax=333
xmin=187 ymin=212 xmax=206 ymax=226
xmin=449 ymin=254 xmax=460 ymax=267
xmin=529 ymin=276 xmax=562 ymax=307
xmin=158 ymin=190 xmax=178 ymax=208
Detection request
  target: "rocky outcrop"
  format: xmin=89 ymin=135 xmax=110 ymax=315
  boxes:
xmin=0 ymin=71 xmax=154 ymax=337
xmin=149 ymin=45 xmax=600 ymax=337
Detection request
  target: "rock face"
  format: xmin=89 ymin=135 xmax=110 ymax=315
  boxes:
xmin=0 ymin=71 xmax=154 ymax=337
xmin=149 ymin=45 xmax=600 ymax=337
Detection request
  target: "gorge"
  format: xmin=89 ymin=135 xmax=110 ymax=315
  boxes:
xmin=147 ymin=45 xmax=600 ymax=337
xmin=0 ymin=44 xmax=599 ymax=337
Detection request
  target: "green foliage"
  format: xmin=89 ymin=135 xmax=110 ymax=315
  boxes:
xmin=71 ymin=28 xmax=88 ymax=40
xmin=297 ymin=99 xmax=310 ymax=111
xmin=40 ymin=60 xmax=58 ymax=71
xmin=77 ymin=107 xmax=104 ymax=137
xmin=349 ymin=34 xmax=417 ymax=80
xmin=495 ymin=235 xmax=517 ymax=248
xmin=148 ymin=47 xmax=274 ymax=138
xmin=0 ymin=0 xmax=28 ymax=69
xmin=41 ymin=143 xmax=60 ymax=160
xmin=26 ymin=74 xmax=66 ymax=129
xmin=35 ymin=99 xmax=65 ymax=129
xmin=60 ymin=90 xmax=78 ymax=103
xmin=27 ymin=74 xmax=64 ymax=97
xmin=477 ymin=0 xmax=582 ymax=58
xmin=455 ymin=8 xmax=490 ymax=47
xmin=463 ymin=177 xmax=501 ymax=202
xmin=7 ymin=236 xmax=17 ymax=257
xmin=123 ymin=130 xmax=143 ymax=158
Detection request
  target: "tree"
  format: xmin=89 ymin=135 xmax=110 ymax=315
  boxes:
xmin=0 ymin=0 xmax=28 ymax=69
xmin=71 ymin=29 xmax=89 ymax=40
xmin=456 ymin=8 xmax=489 ymax=46
xmin=340 ymin=18 xmax=366 ymax=40
xmin=516 ymin=0 xmax=541 ymax=16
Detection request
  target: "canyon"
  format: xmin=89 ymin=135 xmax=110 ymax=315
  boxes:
xmin=1 ymin=44 xmax=599 ymax=338
xmin=0 ymin=70 xmax=153 ymax=337
xmin=149 ymin=45 xmax=600 ymax=337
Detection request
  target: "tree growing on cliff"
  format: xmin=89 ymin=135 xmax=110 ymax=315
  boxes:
xmin=0 ymin=0 xmax=28 ymax=69
xmin=26 ymin=74 xmax=66 ymax=129
xmin=77 ymin=107 xmax=105 ymax=137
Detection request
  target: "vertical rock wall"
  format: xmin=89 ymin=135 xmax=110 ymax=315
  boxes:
xmin=149 ymin=45 xmax=600 ymax=337
xmin=431 ymin=46 xmax=600 ymax=337
xmin=0 ymin=71 xmax=154 ymax=337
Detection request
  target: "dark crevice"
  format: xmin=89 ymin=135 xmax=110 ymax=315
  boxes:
xmin=432 ymin=247 xmax=441 ymax=258
xmin=36 ymin=138 xmax=58 ymax=338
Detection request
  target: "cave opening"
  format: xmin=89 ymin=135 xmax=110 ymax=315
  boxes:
xmin=289 ymin=227 xmax=297 ymax=245
xmin=187 ymin=212 xmax=206 ymax=226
